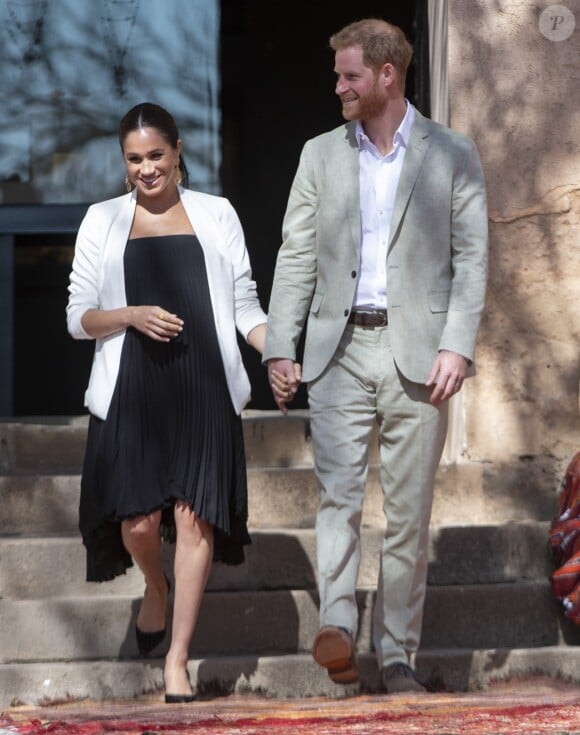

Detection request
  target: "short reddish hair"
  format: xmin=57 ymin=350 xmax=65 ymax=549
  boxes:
xmin=330 ymin=18 xmax=413 ymax=88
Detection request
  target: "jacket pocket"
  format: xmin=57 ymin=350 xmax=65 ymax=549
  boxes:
xmin=429 ymin=290 xmax=450 ymax=313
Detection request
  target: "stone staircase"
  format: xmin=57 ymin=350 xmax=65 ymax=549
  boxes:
xmin=0 ymin=412 xmax=579 ymax=706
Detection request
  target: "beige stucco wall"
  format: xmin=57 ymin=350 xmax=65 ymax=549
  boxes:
xmin=448 ymin=1 xmax=580 ymax=490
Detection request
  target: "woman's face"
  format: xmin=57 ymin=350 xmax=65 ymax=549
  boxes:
xmin=122 ymin=126 xmax=181 ymax=201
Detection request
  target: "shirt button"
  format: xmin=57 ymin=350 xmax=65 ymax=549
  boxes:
xmin=351 ymin=271 xmax=357 ymax=278
xmin=344 ymin=309 xmax=349 ymax=317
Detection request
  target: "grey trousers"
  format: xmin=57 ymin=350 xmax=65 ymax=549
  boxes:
xmin=308 ymin=323 xmax=448 ymax=669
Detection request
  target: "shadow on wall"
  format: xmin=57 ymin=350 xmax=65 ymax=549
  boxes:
xmin=197 ymin=531 xmax=319 ymax=693
xmin=449 ymin=0 xmax=580 ymax=466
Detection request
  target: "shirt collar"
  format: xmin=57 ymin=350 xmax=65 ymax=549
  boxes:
xmin=355 ymin=100 xmax=415 ymax=151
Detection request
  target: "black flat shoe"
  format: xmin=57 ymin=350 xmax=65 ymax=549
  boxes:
xmin=165 ymin=692 xmax=195 ymax=704
xmin=136 ymin=574 xmax=170 ymax=657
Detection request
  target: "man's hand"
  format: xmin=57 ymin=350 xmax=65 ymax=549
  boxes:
xmin=425 ymin=350 xmax=469 ymax=406
xmin=267 ymin=358 xmax=301 ymax=415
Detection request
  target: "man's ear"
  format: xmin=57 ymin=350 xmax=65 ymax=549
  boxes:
xmin=381 ymin=62 xmax=397 ymax=89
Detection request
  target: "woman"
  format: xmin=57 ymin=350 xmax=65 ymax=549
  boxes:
xmin=67 ymin=102 xmax=294 ymax=702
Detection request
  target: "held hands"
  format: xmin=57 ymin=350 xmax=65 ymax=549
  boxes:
xmin=267 ymin=358 xmax=302 ymax=415
xmin=130 ymin=306 xmax=184 ymax=342
xmin=425 ymin=350 xmax=469 ymax=406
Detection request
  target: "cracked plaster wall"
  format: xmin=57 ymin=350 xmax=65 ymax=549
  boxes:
xmin=448 ymin=0 xmax=580 ymax=470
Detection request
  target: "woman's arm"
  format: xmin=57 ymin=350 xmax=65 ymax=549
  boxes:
xmin=81 ymin=306 xmax=183 ymax=342
xmin=246 ymin=322 xmax=267 ymax=354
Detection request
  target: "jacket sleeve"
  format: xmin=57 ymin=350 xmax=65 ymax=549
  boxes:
xmin=263 ymin=140 xmax=318 ymax=362
xmin=66 ymin=205 xmax=101 ymax=340
xmin=438 ymin=138 xmax=488 ymax=360
xmin=221 ymin=199 xmax=267 ymax=339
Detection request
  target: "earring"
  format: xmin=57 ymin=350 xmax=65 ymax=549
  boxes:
xmin=125 ymin=174 xmax=132 ymax=193
xmin=174 ymin=166 xmax=182 ymax=186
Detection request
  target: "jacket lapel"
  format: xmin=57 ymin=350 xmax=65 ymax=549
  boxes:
xmin=179 ymin=189 xmax=227 ymax=323
xmin=100 ymin=192 xmax=136 ymax=305
xmin=179 ymin=188 xmax=223 ymax=266
xmin=388 ymin=112 xmax=431 ymax=250
xmin=339 ymin=123 xmax=362 ymax=258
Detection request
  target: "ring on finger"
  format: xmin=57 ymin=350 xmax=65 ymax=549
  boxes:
xmin=159 ymin=312 xmax=165 ymax=320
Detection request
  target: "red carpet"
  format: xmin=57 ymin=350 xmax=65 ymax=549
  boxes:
xmin=3 ymin=686 xmax=580 ymax=735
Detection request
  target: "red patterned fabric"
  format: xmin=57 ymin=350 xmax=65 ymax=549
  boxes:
xmin=549 ymin=517 xmax=580 ymax=565
xmin=552 ymin=552 xmax=580 ymax=598
xmin=550 ymin=451 xmax=580 ymax=624
xmin=563 ymin=582 xmax=580 ymax=625
xmin=556 ymin=451 xmax=580 ymax=518
xmin=4 ymin=696 xmax=580 ymax=735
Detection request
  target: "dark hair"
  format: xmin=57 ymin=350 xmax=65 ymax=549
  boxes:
xmin=118 ymin=102 xmax=189 ymax=188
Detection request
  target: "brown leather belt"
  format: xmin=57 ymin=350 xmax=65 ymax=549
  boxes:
xmin=347 ymin=309 xmax=388 ymax=327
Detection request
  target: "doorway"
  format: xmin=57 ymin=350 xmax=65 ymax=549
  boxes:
xmin=220 ymin=1 xmax=421 ymax=408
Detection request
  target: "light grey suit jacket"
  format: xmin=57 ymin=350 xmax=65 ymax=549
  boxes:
xmin=263 ymin=110 xmax=488 ymax=385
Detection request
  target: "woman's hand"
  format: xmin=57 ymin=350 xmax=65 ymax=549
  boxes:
xmin=130 ymin=306 xmax=184 ymax=342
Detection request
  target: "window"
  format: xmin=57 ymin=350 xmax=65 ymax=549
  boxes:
xmin=0 ymin=0 xmax=220 ymax=204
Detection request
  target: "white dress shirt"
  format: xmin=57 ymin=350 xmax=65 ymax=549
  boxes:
xmin=354 ymin=102 xmax=415 ymax=310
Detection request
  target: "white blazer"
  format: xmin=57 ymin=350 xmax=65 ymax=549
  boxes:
xmin=67 ymin=187 xmax=266 ymax=419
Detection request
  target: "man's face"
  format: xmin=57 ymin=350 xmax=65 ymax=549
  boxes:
xmin=334 ymin=46 xmax=386 ymax=122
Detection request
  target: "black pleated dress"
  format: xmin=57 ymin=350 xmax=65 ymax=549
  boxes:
xmin=79 ymin=234 xmax=251 ymax=582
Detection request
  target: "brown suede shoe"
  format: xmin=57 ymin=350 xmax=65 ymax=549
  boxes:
xmin=312 ymin=626 xmax=359 ymax=684
xmin=382 ymin=662 xmax=426 ymax=693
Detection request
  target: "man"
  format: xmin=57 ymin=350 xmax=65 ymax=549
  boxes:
xmin=264 ymin=18 xmax=487 ymax=693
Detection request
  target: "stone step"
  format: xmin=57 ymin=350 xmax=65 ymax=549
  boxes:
xmin=0 ymin=412 xmax=317 ymax=475
xmin=1 ymin=583 xmax=578 ymax=664
xmin=0 ymin=523 xmax=554 ymax=599
xmin=1 ymin=416 xmax=573 ymax=711
xmin=0 ymin=461 xmax=559 ymax=536
xmin=2 ymin=647 xmax=579 ymax=707
xmin=0 ymin=416 xmax=90 ymax=475
xmin=0 ymin=416 xmax=562 ymax=525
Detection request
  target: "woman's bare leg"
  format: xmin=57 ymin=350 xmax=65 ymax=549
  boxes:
xmin=164 ymin=501 xmax=214 ymax=696
xmin=121 ymin=511 xmax=168 ymax=633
